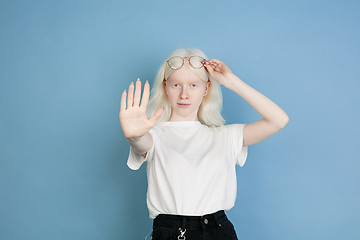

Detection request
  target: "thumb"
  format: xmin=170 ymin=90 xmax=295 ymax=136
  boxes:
xmin=149 ymin=107 xmax=164 ymax=125
xmin=204 ymin=63 xmax=215 ymax=75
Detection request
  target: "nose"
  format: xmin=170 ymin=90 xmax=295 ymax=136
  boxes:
xmin=180 ymin=87 xmax=188 ymax=99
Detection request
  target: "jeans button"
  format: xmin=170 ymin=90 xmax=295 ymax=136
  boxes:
xmin=204 ymin=219 xmax=208 ymax=224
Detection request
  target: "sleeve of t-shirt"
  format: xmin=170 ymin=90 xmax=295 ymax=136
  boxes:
xmin=126 ymin=130 xmax=155 ymax=170
xmin=227 ymin=124 xmax=248 ymax=167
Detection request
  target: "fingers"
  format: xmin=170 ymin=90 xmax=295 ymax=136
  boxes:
xmin=133 ymin=78 xmax=141 ymax=106
xmin=126 ymin=79 xmax=142 ymax=108
xmin=127 ymin=82 xmax=134 ymax=108
xmin=140 ymin=80 xmax=150 ymax=108
xmin=120 ymin=90 xmax=127 ymax=112
xmin=205 ymin=59 xmax=223 ymax=72
xmin=149 ymin=107 xmax=164 ymax=125
xmin=123 ymin=79 xmax=149 ymax=110
xmin=204 ymin=62 xmax=214 ymax=74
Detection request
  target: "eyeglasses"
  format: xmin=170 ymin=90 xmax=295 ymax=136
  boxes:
xmin=166 ymin=56 xmax=207 ymax=70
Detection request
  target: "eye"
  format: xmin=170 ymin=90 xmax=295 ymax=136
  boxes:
xmin=190 ymin=84 xmax=196 ymax=88
xmin=174 ymin=84 xmax=179 ymax=87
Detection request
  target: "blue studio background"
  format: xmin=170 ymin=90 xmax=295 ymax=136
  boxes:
xmin=1 ymin=0 xmax=359 ymax=239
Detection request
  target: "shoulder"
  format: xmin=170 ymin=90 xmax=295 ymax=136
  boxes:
xmin=215 ymin=124 xmax=246 ymax=140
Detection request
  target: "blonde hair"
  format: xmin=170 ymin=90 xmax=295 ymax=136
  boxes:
xmin=147 ymin=48 xmax=225 ymax=127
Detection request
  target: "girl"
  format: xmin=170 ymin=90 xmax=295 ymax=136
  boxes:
xmin=119 ymin=48 xmax=289 ymax=240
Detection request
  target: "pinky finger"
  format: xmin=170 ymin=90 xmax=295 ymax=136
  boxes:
xmin=120 ymin=90 xmax=127 ymax=112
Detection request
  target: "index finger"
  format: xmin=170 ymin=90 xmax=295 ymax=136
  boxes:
xmin=140 ymin=80 xmax=150 ymax=108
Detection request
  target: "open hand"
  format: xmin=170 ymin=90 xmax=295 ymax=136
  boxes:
xmin=119 ymin=79 xmax=163 ymax=139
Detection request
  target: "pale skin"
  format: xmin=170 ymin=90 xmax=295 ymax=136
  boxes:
xmin=119 ymin=59 xmax=289 ymax=155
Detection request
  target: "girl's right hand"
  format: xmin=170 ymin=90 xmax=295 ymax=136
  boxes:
xmin=119 ymin=79 xmax=163 ymax=139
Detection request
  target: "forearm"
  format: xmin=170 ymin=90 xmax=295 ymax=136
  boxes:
xmin=226 ymin=74 xmax=289 ymax=128
xmin=126 ymin=132 xmax=153 ymax=155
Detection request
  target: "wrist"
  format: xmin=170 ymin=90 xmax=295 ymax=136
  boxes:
xmin=224 ymin=74 xmax=242 ymax=90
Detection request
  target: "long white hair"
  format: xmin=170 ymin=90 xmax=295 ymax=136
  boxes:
xmin=147 ymin=48 xmax=225 ymax=127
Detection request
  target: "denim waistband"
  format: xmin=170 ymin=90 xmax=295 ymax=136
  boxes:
xmin=153 ymin=210 xmax=229 ymax=230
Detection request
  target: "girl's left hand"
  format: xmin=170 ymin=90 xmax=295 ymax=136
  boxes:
xmin=204 ymin=59 xmax=235 ymax=88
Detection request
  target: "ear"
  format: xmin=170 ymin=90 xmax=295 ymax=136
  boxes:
xmin=163 ymin=80 xmax=168 ymax=96
xmin=204 ymin=81 xmax=211 ymax=96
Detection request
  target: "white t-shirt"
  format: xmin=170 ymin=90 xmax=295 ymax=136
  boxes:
xmin=127 ymin=121 xmax=248 ymax=219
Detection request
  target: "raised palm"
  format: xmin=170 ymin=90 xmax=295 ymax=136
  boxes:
xmin=119 ymin=79 xmax=163 ymax=139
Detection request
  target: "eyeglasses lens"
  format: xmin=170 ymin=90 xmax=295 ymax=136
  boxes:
xmin=168 ymin=57 xmax=184 ymax=70
xmin=189 ymin=56 xmax=205 ymax=69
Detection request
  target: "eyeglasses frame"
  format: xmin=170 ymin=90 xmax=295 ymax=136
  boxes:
xmin=166 ymin=56 xmax=207 ymax=70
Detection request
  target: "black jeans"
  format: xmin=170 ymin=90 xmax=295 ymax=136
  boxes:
xmin=152 ymin=210 xmax=238 ymax=240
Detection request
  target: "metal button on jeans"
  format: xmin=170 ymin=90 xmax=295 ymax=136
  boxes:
xmin=204 ymin=219 xmax=208 ymax=224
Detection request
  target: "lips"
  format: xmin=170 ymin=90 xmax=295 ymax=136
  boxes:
xmin=177 ymin=103 xmax=191 ymax=108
